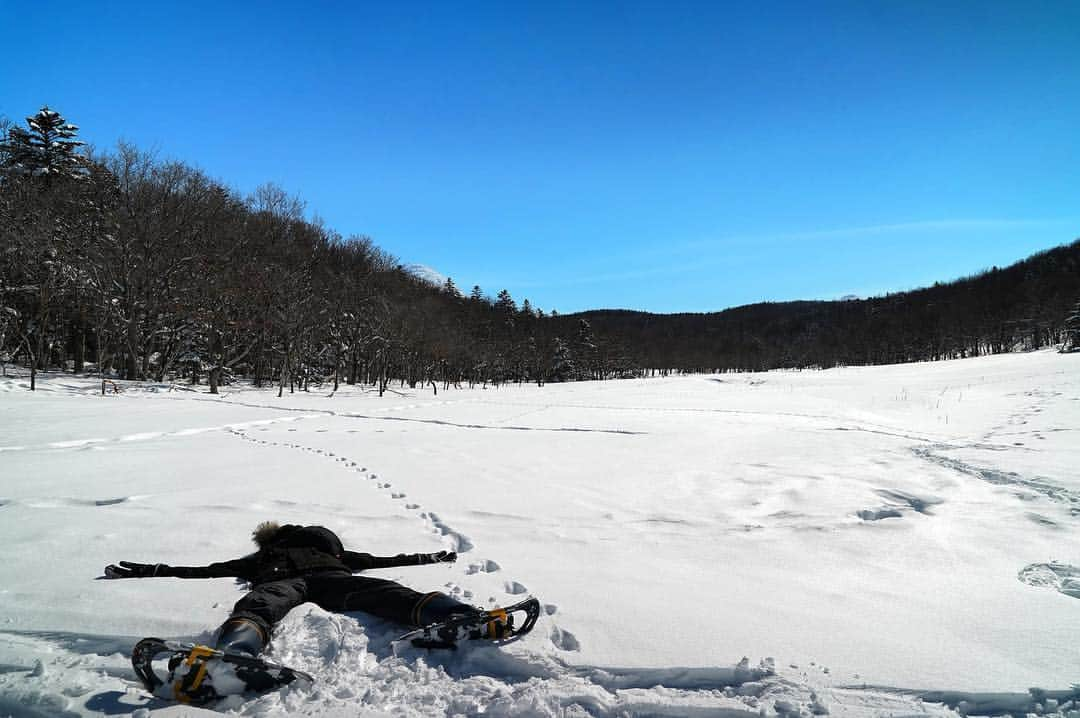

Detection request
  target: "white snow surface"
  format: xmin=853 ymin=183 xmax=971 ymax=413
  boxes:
xmin=1 ymin=350 xmax=1079 ymax=717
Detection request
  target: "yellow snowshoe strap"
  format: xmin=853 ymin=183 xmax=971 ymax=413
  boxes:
xmin=174 ymin=645 xmax=215 ymax=703
xmin=486 ymin=608 xmax=510 ymax=638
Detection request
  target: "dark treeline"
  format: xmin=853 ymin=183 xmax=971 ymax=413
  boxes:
xmin=2 ymin=106 xmax=1078 ymax=394
xmin=555 ymin=240 xmax=1080 ymax=373
xmin=0 ymin=107 xmax=614 ymax=393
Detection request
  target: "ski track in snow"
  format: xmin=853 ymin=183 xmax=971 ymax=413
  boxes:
xmin=471 ymin=398 xmax=952 ymax=444
xmin=0 ymin=415 xmax=317 ymax=453
xmin=902 ymin=381 xmax=1080 ymax=601
xmin=911 ymin=443 xmax=1080 ymax=509
xmin=908 ymin=374 xmax=1079 ymax=510
xmin=0 ymin=394 xmax=644 ymax=454
xmin=2 ymin=496 xmax=135 ymax=510
xmin=206 ymin=391 xmax=647 ymax=435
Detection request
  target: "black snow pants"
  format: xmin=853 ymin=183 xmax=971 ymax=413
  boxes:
xmin=226 ymin=571 xmax=469 ymax=644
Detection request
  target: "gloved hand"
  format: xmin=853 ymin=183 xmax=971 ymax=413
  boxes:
xmin=104 ymin=561 xmax=169 ymax=578
xmin=427 ymin=550 xmax=457 ymax=564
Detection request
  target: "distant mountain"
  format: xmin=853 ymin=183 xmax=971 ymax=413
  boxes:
xmin=550 ymin=239 xmax=1080 ymax=372
xmin=403 ymin=263 xmax=448 ymax=288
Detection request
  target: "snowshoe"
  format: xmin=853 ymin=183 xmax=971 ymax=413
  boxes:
xmin=132 ymin=638 xmax=313 ymax=704
xmin=394 ymin=596 xmax=542 ymax=650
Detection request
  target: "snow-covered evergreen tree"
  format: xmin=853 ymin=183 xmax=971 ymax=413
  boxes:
xmin=0 ymin=106 xmax=87 ymax=183
xmin=495 ymin=289 xmax=516 ymax=314
xmin=0 ymin=107 xmax=95 ymax=390
xmin=0 ymin=117 xmax=12 ymax=168
xmin=550 ymin=336 xmax=573 ymax=382
xmin=575 ymin=319 xmax=598 ymax=379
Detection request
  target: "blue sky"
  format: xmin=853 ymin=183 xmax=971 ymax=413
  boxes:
xmin=3 ymin=1 xmax=1078 ymax=313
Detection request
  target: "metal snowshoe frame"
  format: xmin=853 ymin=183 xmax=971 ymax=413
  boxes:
xmin=131 ymin=637 xmax=313 ymax=704
xmin=394 ymin=596 xmax=542 ymax=651
xmin=133 ymin=598 xmax=542 ymax=700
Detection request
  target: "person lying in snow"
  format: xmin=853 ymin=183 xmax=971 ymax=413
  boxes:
xmin=104 ymin=522 xmax=505 ymax=657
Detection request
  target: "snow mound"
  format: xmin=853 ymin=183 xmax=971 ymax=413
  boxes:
xmin=158 ymin=606 xmax=778 ymax=717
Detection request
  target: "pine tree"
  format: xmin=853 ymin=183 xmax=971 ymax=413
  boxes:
xmin=0 ymin=107 xmax=93 ymax=390
xmin=0 ymin=106 xmax=87 ymax=183
xmin=495 ymin=289 xmax=516 ymax=315
xmin=443 ymin=277 xmax=460 ymax=297
xmin=469 ymin=285 xmax=484 ymax=302
xmin=0 ymin=117 xmax=12 ymax=167
xmin=575 ymin=319 xmax=599 ymax=380
xmin=550 ymin=336 xmax=573 ymax=382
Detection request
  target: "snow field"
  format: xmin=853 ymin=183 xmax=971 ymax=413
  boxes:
xmin=0 ymin=349 xmax=1078 ymax=716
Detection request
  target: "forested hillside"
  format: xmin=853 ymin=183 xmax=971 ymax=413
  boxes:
xmin=2 ymin=106 xmax=1078 ymax=392
xmin=561 ymin=240 xmax=1080 ymax=372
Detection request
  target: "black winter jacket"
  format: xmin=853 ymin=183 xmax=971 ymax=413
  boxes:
xmin=159 ymin=525 xmax=441 ymax=584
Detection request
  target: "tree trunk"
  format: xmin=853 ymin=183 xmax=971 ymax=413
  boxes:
xmin=123 ymin=309 xmax=138 ymax=379
xmin=333 ymin=346 xmax=341 ymax=392
xmin=74 ymin=301 xmax=86 ymax=374
xmin=207 ymin=329 xmax=222 ymax=394
xmin=278 ymin=344 xmax=290 ymax=398
xmin=35 ymin=330 xmax=46 ymax=374
xmin=23 ymin=337 xmax=37 ymax=391
xmin=253 ymin=330 xmax=265 ymax=387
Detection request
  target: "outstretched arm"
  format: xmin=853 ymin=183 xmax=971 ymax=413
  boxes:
xmin=104 ymin=556 xmax=253 ymax=579
xmin=342 ymin=550 xmax=457 ymax=572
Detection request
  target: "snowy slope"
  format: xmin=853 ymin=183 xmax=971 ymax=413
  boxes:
xmin=0 ymin=350 xmax=1078 ymax=717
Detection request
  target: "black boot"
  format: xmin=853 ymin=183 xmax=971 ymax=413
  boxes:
xmin=413 ymin=592 xmax=478 ymax=626
xmin=215 ymin=617 xmax=267 ymax=657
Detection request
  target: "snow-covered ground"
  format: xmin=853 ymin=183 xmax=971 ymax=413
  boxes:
xmin=1 ymin=350 xmax=1078 ymax=717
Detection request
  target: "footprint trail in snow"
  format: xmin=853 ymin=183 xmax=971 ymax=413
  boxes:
xmin=226 ymin=425 xmax=581 ymax=653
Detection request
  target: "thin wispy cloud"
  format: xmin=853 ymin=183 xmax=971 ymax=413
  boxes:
xmin=773 ymin=218 xmax=1075 ymax=242
xmin=472 ymin=260 xmax=710 ymax=292
xmin=508 ymin=218 xmax=1077 ymax=289
xmin=681 ymin=218 xmax=1077 ymax=252
xmin=457 ymin=217 xmax=1077 ymax=312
